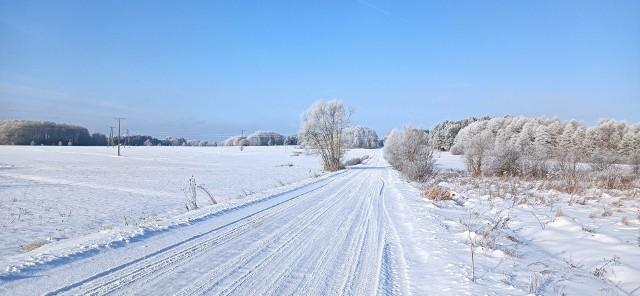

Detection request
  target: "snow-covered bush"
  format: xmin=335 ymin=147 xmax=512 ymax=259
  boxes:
xmin=345 ymin=157 xmax=363 ymax=166
xmin=20 ymin=240 xmax=47 ymax=253
xmin=184 ymin=176 xmax=198 ymax=210
xmin=345 ymin=155 xmax=369 ymax=166
xmin=553 ymin=149 xmax=583 ymax=191
xmin=183 ymin=176 xmax=217 ymax=210
xmin=384 ymin=125 xmax=435 ymax=182
xmin=519 ymin=146 xmax=550 ymax=179
xmin=422 ymin=185 xmax=451 ymax=201
xmin=488 ymin=144 xmax=521 ymax=176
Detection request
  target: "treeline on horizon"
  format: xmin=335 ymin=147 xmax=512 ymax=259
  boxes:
xmin=0 ymin=120 xmax=380 ymax=149
xmin=0 ymin=120 xmax=217 ymax=147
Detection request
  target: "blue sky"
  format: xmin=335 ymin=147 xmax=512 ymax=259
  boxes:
xmin=1 ymin=1 xmax=639 ymax=140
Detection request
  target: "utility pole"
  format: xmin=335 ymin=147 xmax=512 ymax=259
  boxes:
xmin=241 ymin=129 xmax=246 ymax=137
xmin=125 ymin=129 xmax=130 ymax=147
xmin=114 ymin=118 xmax=126 ymax=156
xmin=109 ymin=126 xmax=115 ymax=147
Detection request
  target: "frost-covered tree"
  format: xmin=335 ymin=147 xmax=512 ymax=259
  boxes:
xmin=246 ymin=131 xmax=285 ymax=146
xmin=284 ymin=135 xmax=298 ymax=146
xmin=221 ymin=131 xmax=285 ymax=146
xmin=583 ymin=119 xmax=629 ymax=172
xmin=553 ymin=120 xmax=587 ymax=188
xmin=344 ymin=126 xmax=378 ymax=149
xmin=220 ymin=136 xmax=247 ymax=146
xmin=464 ymin=129 xmax=494 ymax=177
xmin=557 ymin=120 xmax=585 ymax=155
xmin=163 ymin=137 xmax=187 ymax=146
xmin=534 ymin=125 xmax=554 ymax=156
xmin=384 ymin=125 xmax=435 ymax=182
xmin=450 ymin=120 xmax=490 ymax=155
xmin=429 ymin=117 xmax=489 ymax=151
xmin=91 ymin=132 xmax=108 ymax=146
xmin=515 ymin=120 xmax=537 ymax=150
xmin=618 ymin=129 xmax=636 ymax=156
xmin=503 ymin=116 xmax=527 ymax=144
xmin=299 ymin=100 xmax=352 ymax=171
xmin=549 ymin=119 xmax=563 ymax=143
xmin=617 ymin=125 xmax=640 ymax=173
xmin=584 ymin=119 xmax=627 ymax=151
xmin=238 ymin=139 xmax=249 ymax=150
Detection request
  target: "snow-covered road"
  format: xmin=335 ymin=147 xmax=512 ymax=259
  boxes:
xmin=0 ymin=151 xmax=417 ymax=295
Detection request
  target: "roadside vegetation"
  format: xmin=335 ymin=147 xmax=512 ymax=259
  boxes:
xmin=384 ymin=116 xmax=640 ymax=291
xmin=384 ymin=125 xmax=436 ymax=182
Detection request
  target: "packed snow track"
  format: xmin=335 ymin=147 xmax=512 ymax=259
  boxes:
xmin=0 ymin=151 xmax=413 ymax=295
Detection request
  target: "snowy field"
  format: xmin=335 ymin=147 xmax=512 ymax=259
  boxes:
xmin=0 ymin=145 xmax=368 ymax=259
xmin=0 ymin=147 xmax=638 ymax=295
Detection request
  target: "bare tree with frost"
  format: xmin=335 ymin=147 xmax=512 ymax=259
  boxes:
xmin=299 ymin=100 xmax=352 ymax=172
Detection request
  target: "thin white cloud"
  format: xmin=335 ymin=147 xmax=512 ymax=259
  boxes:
xmin=356 ymin=0 xmax=408 ymax=23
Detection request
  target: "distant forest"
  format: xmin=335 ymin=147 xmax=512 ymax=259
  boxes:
xmin=0 ymin=120 xmax=213 ymax=146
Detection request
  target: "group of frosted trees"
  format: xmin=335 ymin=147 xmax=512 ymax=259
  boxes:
xmin=220 ymin=128 xmax=378 ymax=150
xmin=343 ymin=126 xmax=378 ymax=149
xmin=428 ymin=117 xmax=490 ymax=151
xmin=219 ymin=131 xmax=288 ymax=147
xmin=449 ymin=116 xmax=640 ymax=188
xmin=0 ymin=120 xmax=93 ymax=146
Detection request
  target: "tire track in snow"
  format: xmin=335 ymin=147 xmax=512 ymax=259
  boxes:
xmin=123 ymin=176 xmax=355 ymax=295
xmin=175 ymin=170 xmax=369 ymax=295
xmin=220 ymin=173 xmax=372 ymax=296
xmin=379 ymin=168 xmax=414 ymax=296
xmin=49 ymin=177 xmax=340 ymax=295
xmin=78 ymin=168 xmax=369 ymax=296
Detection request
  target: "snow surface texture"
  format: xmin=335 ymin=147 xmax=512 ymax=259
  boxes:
xmin=0 ymin=147 xmax=638 ymax=295
xmin=0 ymin=146 xmax=365 ymax=259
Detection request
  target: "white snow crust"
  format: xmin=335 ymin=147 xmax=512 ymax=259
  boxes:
xmin=0 ymin=146 xmax=638 ymax=295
